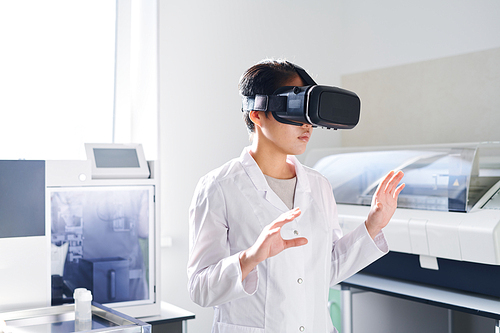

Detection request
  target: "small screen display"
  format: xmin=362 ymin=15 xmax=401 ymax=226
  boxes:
xmin=94 ymin=148 xmax=140 ymax=168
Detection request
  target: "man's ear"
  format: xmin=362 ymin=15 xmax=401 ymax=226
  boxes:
xmin=249 ymin=110 xmax=262 ymax=128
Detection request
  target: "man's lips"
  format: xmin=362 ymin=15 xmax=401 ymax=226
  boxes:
xmin=298 ymin=132 xmax=311 ymax=142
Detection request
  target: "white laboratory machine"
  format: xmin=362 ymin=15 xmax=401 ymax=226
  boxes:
xmin=309 ymin=142 xmax=500 ymax=298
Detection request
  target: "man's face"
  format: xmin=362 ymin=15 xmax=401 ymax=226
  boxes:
xmin=256 ymin=75 xmax=313 ymax=156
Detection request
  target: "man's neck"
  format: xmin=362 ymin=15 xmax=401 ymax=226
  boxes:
xmin=249 ymin=144 xmax=296 ymax=179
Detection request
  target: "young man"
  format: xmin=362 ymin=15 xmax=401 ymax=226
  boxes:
xmin=188 ymin=59 xmax=404 ymax=333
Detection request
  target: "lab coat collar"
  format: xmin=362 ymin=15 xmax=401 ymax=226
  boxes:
xmin=239 ymin=147 xmax=269 ymax=193
xmin=239 ymin=147 xmax=312 ymax=212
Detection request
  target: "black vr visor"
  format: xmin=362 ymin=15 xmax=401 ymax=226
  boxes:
xmin=241 ymin=63 xmax=360 ymax=130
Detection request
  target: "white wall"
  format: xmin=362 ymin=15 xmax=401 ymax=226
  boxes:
xmin=338 ymin=0 xmax=500 ymax=75
xmin=158 ymin=1 xmax=500 ymax=332
xmin=341 ymin=47 xmax=500 ymax=147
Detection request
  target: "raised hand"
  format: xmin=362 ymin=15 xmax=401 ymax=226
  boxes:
xmin=239 ymin=207 xmax=308 ymax=280
xmin=365 ymin=170 xmax=405 ymax=239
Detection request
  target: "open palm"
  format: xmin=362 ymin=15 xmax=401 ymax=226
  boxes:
xmin=366 ymin=170 xmax=405 ymax=239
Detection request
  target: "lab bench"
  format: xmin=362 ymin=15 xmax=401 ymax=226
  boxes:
xmin=0 ymin=302 xmax=150 ymax=333
xmin=0 ymin=302 xmax=194 ymax=333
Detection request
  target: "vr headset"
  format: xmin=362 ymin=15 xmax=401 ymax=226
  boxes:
xmin=241 ymin=63 xmax=360 ymax=129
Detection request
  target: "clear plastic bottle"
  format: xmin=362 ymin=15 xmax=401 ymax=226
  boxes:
xmin=74 ymin=288 xmax=92 ymax=331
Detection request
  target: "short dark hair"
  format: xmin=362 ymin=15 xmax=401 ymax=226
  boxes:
xmin=238 ymin=59 xmax=298 ymax=133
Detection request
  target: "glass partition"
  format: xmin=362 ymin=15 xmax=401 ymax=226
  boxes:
xmin=313 ymin=143 xmax=500 ymax=212
xmin=50 ymin=186 xmax=155 ymax=307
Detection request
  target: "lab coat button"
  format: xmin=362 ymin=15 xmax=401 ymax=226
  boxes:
xmin=297 ymin=278 xmax=303 ymax=284
xmin=299 ymin=326 xmax=305 ymax=332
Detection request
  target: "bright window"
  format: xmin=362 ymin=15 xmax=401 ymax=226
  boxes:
xmin=0 ymin=1 xmax=116 ymax=160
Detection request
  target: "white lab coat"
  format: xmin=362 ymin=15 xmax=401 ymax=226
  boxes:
xmin=188 ymin=148 xmax=388 ymax=333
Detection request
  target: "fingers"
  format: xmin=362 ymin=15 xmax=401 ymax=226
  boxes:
xmin=375 ymin=170 xmax=394 ymax=196
xmin=377 ymin=170 xmax=404 ymax=196
xmin=391 ymin=170 xmax=404 ymax=185
xmin=271 ymin=207 xmax=301 ymax=228
xmin=394 ymin=182 xmax=406 ymax=198
xmin=386 ymin=171 xmax=404 ymax=194
xmin=284 ymin=237 xmax=308 ymax=249
xmin=269 ymin=208 xmax=307 ymax=249
xmin=388 ymin=171 xmax=405 ymax=196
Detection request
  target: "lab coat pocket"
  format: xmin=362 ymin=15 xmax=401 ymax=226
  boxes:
xmin=216 ymin=322 xmax=265 ymax=333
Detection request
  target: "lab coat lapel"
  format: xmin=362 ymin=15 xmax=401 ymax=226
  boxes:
xmin=288 ymin=155 xmax=313 ymax=213
xmin=240 ymin=148 xmax=291 ymax=212
xmin=264 ymin=188 xmax=290 ymax=211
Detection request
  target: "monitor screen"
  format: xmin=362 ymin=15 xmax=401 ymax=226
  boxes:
xmin=94 ymin=148 xmax=140 ymax=168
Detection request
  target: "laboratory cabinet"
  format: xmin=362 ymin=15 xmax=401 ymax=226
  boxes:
xmin=0 ymin=144 xmax=195 ymax=333
xmin=0 ymin=144 xmax=161 ymax=318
